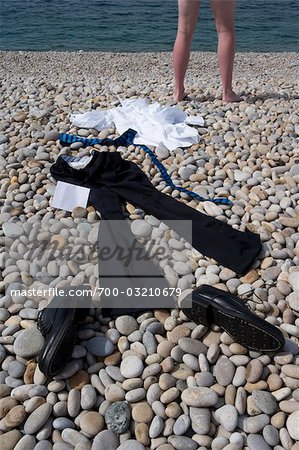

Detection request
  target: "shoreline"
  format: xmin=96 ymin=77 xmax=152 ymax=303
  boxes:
xmin=1 ymin=51 xmax=299 ymax=84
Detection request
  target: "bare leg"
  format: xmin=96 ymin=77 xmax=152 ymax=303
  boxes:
xmin=210 ymin=0 xmax=241 ymax=102
xmin=173 ymin=0 xmax=200 ymax=102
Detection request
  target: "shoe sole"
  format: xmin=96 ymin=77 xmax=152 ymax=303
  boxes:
xmin=38 ymin=309 xmax=77 ymax=377
xmin=183 ymin=290 xmax=284 ymax=353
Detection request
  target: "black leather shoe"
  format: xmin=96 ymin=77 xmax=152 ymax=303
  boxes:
xmin=37 ymin=296 xmax=90 ymax=377
xmin=182 ymin=285 xmax=284 ymax=353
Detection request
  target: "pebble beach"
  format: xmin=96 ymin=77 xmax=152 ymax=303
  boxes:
xmin=0 ymin=51 xmax=299 ymax=450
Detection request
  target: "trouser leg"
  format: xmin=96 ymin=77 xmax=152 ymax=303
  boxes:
xmin=106 ymin=162 xmax=261 ymax=275
xmin=89 ymin=187 xmax=178 ymax=310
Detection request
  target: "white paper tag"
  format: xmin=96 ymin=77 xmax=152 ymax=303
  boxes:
xmin=51 ymin=181 xmax=90 ymax=212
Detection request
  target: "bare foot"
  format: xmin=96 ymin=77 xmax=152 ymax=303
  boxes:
xmin=222 ymin=90 xmax=242 ymax=103
xmin=174 ymin=90 xmax=187 ymax=102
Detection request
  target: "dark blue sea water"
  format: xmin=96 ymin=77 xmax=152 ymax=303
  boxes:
xmin=1 ymin=0 xmax=298 ymax=52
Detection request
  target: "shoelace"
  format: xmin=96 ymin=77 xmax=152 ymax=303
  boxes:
xmin=59 ymin=129 xmax=233 ymax=206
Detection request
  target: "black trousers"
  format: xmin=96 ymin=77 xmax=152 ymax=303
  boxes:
xmin=50 ymin=151 xmax=261 ymax=275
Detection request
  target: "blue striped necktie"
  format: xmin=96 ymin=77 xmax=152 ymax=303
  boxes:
xmin=59 ymin=128 xmax=232 ymax=206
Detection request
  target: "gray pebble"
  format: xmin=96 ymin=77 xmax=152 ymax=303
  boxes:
xmin=84 ymin=336 xmax=114 ymax=356
xmin=116 ymin=440 xmax=145 ymax=450
xmin=44 ymin=130 xmax=60 ymax=142
xmin=142 ymin=331 xmax=157 ymax=354
xmin=8 ymin=360 xmax=25 ymax=378
xmin=147 ymin=383 xmax=163 ymax=405
xmin=131 ymin=220 xmax=152 ymax=237
xmin=5 ymin=375 xmax=23 ymax=388
xmin=214 ymin=356 xmax=235 ymax=386
xmin=29 ymin=386 xmax=48 ymax=397
xmin=0 ymin=370 xmax=8 ymax=383
xmin=2 ymin=222 xmax=24 ymax=238
xmin=120 ymin=355 xmax=144 ymax=378
xmin=168 ymin=435 xmax=198 ymax=450
xmin=14 ymin=435 xmax=36 ymax=450
xmin=173 ymin=262 xmax=191 ymax=276
xmin=127 ymin=330 xmax=142 ymax=342
xmin=55 ymin=360 xmax=83 ymax=379
xmin=19 ymin=308 xmax=39 ymax=320
xmin=0 ymin=344 xmax=6 ymax=363
xmin=0 ymin=309 xmax=10 ymax=321
xmin=252 ymin=390 xmax=277 ymax=414
xmin=106 ymin=366 xmax=125 ymax=383
xmin=230 ymin=432 xmax=244 ymax=447
xmin=262 ymin=266 xmax=281 ymax=281
xmin=262 ymin=424 xmax=280 ymax=446
xmin=125 ymin=388 xmax=146 ymax=402
xmin=11 ymin=384 xmax=35 ymax=401
xmin=34 ymin=440 xmax=53 ymax=450
xmin=47 ymin=381 xmax=65 ymax=393
xmin=182 ymin=354 xmax=199 ymax=371
xmin=173 ymin=414 xmax=190 ymax=435
xmin=53 ymin=401 xmax=67 ymax=416
xmin=232 ymin=366 xmax=246 ymax=386
xmin=91 ymin=430 xmax=119 ymax=450
xmin=178 ymin=166 xmax=196 ymax=181
xmin=149 ymin=415 xmax=164 ymax=438
xmin=203 ymin=201 xmax=223 ymax=217
xmin=105 ymin=401 xmax=131 ymax=434
xmin=115 ymin=316 xmax=139 ymax=335
xmin=215 ymin=404 xmax=238 ymax=432
xmin=280 ymin=323 xmax=299 ymax=337
xmin=194 ymin=371 xmax=214 ymax=387
xmin=211 ymin=436 xmax=229 ymax=450
xmin=189 ymin=407 xmax=210 ymax=434
xmin=53 ymin=417 xmax=75 ymax=430
xmin=242 ymin=414 xmax=270 ymax=433
xmin=155 ymin=146 xmax=170 ymax=160
xmin=61 ymin=428 xmax=90 ymax=447
xmin=53 ymin=444 xmax=73 ymax=450
xmin=24 ymin=403 xmax=52 ymax=434
xmin=81 ymin=384 xmax=97 ymax=409
xmin=181 ymin=387 xmax=218 ymax=407
xmin=286 ymin=410 xmax=299 ymax=440
xmin=152 ymin=400 xmax=165 ymax=418
xmin=247 ymin=434 xmax=271 ymax=450
xmin=68 ymin=388 xmax=81 ymax=417
xmin=178 ymin=337 xmax=207 ymax=355
xmin=0 ymin=134 xmax=8 ymax=144
xmin=13 ymin=328 xmax=44 ymax=357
